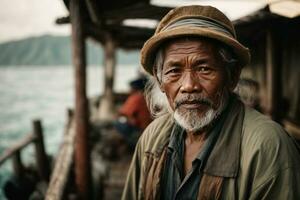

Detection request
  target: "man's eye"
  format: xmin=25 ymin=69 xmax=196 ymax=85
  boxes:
xmin=196 ymin=66 xmax=212 ymax=73
xmin=165 ymin=67 xmax=181 ymax=75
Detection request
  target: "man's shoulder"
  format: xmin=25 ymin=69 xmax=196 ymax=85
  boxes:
xmin=139 ymin=113 xmax=174 ymax=153
xmin=239 ymin=107 xmax=300 ymax=193
xmin=242 ymin=107 xmax=300 ymax=168
xmin=243 ymin=107 xmax=285 ymax=140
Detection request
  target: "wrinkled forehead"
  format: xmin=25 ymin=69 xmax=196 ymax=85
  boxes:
xmin=162 ymin=37 xmax=220 ymax=60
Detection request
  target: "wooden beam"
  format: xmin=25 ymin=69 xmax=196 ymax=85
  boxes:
xmin=98 ymin=33 xmax=117 ymax=121
xmin=85 ymin=23 xmax=154 ymax=49
xmin=0 ymin=133 xmax=35 ymax=166
xmin=266 ymin=28 xmax=273 ymax=116
xmin=266 ymin=27 xmax=282 ymax=122
xmin=70 ymin=0 xmax=92 ymax=199
xmin=56 ymin=16 xmax=70 ymax=25
xmin=85 ymin=0 xmax=102 ymax=25
xmin=102 ymin=3 xmax=172 ymax=21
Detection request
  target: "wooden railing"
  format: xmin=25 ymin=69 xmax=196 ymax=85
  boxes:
xmin=0 ymin=120 xmax=50 ymax=181
xmin=45 ymin=109 xmax=75 ymax=200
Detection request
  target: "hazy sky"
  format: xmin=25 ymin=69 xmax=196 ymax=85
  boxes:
xmin=0 ymin=0 xmax=265 ymax=43
xmin=0 ymin=0 xmax=70 ymax=43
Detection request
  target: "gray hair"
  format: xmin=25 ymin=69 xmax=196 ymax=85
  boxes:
xmin=144 ymin=77 xmax=172 ymax=118
xmin=145 ymin=39 xmax=238 ymax=118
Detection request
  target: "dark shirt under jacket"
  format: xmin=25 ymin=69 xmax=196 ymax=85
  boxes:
xmin=161 ymin=116 xmax=225 ymax=200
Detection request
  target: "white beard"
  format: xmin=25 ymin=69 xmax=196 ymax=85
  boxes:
xmin=173 ymin=94 xmax=227 ymax=132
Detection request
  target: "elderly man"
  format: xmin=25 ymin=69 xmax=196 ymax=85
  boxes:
xmin=122 ymin=5 xmax=300 ymax=200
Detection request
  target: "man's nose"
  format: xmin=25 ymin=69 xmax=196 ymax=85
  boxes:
xmin=179 ymin=70 xmax=201 ymax=93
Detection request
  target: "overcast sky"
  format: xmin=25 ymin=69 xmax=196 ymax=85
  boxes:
xmin=0 ymin=0 xmax=70 ymax=43
xmin=0 ymin=0 xmax=265 ymax=43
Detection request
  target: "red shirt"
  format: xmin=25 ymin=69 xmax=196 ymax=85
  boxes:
xmin=119 ymin=91 xmax=152 ymax=130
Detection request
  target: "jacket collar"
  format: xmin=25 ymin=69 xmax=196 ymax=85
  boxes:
xmin=203 ymin=97 xmax=245 ymax=178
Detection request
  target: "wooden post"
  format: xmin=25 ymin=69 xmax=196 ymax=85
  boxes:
xmin=70 ymin=0 xmax=92 ymax=199
xmin=266 ymin=28 xmax=273 ymax=116
xmin=33 ymin=120 xmax=50 ymax=182
xmin=98 ymin=33 xmax=116 ymax=121
xmin=98 ymin=175 xmax=105 ymax=200
xmin=12 ymin=150 xmax=24 ymax=179
xmin=266 ymin=27 xmax=282 ymax=122
xmin=67 ymin=108 xmax=74 ymax=129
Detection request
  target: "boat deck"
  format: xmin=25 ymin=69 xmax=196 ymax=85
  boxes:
xmin=91 ymin=122 xmax=133 ymax=200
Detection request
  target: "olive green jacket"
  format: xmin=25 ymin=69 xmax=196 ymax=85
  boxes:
xmin=122 ymin=106 xmax=300 ymax=200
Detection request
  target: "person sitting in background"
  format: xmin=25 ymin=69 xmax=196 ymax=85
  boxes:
xmin=114 ymin=76 xmax=152 ymax=148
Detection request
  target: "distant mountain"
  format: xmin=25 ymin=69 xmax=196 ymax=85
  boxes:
xmin=0 ymin=35 xmax=139 ymax=66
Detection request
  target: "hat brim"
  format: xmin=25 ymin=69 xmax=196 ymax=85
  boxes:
xmin=141 ymin=27 xmax=250 ymax=75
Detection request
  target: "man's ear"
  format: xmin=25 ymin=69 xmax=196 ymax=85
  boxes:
xmin=153 ymin=66 xmax=165 ymax=93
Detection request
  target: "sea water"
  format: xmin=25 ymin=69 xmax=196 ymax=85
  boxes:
xmin=0 ymin=65 xmax=138 ymax=199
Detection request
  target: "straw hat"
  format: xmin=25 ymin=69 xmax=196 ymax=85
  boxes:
xmin=141 ymin=5 xmax=250 ymax=75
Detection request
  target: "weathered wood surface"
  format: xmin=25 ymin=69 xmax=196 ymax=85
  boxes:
xmin=45 ymin=111 xmax=75 ymax=200
xmin=84 ymin=0 xmax=101 ymax=24
xmin=98 ymin=33 xmax=117 ymax=121
xmin=0 ymin=133 xmax=36 ymax=166
xmin=266 ymin=28 xmax=282 ymax=122
xmin=100 ymin=156 xmax=132 ymax=200
xmin=56 ymin=1 xmax=172 ymax=49
xmin=12 ymin=150 xmax=25 ymax=179
xmin=70 ymin=0 xmax=92 ymax=198
xmin=33 ymin=120 xmax=50 ymax=181
xmin=0 ymin=119 xmax=49 ymax=184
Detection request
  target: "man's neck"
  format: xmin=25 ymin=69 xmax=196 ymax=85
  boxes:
xmin=183 ymin=130 xmax=207 ymax=176
xmin=185 ymin=130 xmax=207 ymax=144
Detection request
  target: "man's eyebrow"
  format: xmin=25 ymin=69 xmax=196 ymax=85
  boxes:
xmin=193 ymin=58 xmax=209 ymax=65
xmin=164 ymin=60 xmax=182 ymax=67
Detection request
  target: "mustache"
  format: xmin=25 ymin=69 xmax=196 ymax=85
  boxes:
xmin=175 ymin=94 xmax=214 ymax=109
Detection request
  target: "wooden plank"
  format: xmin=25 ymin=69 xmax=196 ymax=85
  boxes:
xmin=45 ymin=119 xmax=76 ymax=200
xmin=0 ymin=133 xmax=36 ymax=166
xmin=70 ymin=0 xmax=92 ymax=198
